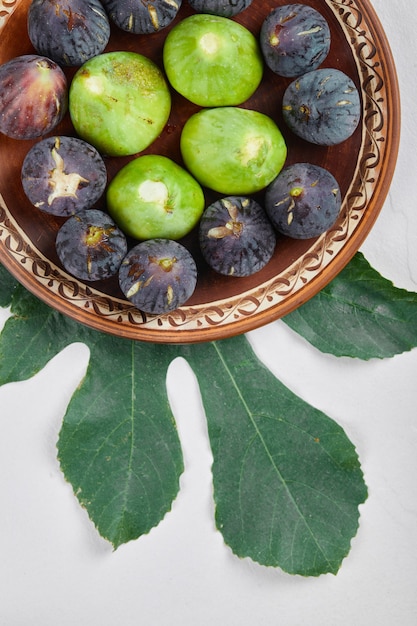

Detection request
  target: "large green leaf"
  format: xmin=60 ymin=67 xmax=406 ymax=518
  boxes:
xmin=283 ymin=252 xmax=417 ymax=359
xmin=180 ymin=337 xmax=368 ymax=576
xmin=57 ymin=337 xmax=182 ymax=548
xmin=0 ymin=261 xmax=373 ymax=574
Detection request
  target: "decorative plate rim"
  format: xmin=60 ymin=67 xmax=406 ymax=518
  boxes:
xmin=0 ymin=0 xmax=401 ymax=343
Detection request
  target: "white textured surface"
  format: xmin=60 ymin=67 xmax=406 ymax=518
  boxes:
xmin=1 ymin=1 xmax=417 ymax=624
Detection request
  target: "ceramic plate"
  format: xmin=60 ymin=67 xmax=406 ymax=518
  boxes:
xmin=0 ymin=0 xmax=400 ymax=343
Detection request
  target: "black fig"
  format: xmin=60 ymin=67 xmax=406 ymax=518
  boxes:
xmin=282 ymin=68 xmax=361 ymax=146
xmin=118 ymin=239 xmax=197 ymax=314
xmin=265 ymin=163 xmax=342 ymax=239
xmin=199 ymin=196 xmax=276 ymax=277
xmin=27 ymin=0 xmax=111 ymax=67
xmin=56 ymin=209 xmax=128 ymax=281
xmin=21 ymin=136 xmax=107 ymax=217
xmin=260 ymin=4 xmax=331 ymax=78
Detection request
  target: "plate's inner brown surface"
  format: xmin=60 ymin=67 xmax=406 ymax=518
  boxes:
xmin=0 ymin=0 xmax=362 ymax=308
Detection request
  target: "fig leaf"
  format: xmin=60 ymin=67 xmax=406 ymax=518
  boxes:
xmin=283 ymin=252 xmax=417 ymax=359
xmin=57 ymin=335 xmax=182 ymax=549
xmin=180 ymin=337 xmax=367 ymax=576
xmin=8 ymin=252 xmax=417 ymax=574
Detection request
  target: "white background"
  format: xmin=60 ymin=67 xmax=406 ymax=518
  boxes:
xmin=1 ymin=0 xmax=416 ymax=624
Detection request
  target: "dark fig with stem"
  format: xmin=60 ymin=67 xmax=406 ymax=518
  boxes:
xmin=264 ymin=163 xmax=342 ymax=239
xmin=56 ymin=208 xmax=128 ymax=281
xmin=260 ymin=4 xmax=331 ymax=78
xmin=282 ymin=68 xmax=361 ymax=146
xmin=199 ymin=196 xmax=276 ymax=277
xmin=118 ymin=239 xmax=197 ymax=314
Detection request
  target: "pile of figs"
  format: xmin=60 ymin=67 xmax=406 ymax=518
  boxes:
xmin=0 ymin=0 xmax=362 ymax=315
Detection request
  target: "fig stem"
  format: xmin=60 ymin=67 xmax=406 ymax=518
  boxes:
xmin=290 ymin=186 xmax=304 ymax=198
